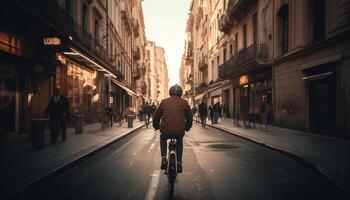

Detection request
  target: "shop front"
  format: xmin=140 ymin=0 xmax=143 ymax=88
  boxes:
xmin=232 ymin=68 xmax=272 ymax=124
xmin=1 ymin=31 xmax=56 ymax=134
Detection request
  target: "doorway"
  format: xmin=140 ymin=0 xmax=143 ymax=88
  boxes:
xmin=308 ymin=74 xmax=336 ymax=134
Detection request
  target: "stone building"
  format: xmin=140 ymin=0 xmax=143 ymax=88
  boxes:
xmin=182 ymin=0 xmax=350 ymax=138
xmin=145 ymin=41 xmax=169 ymax=105
xmin=0 ymin=0 xmax=151 ymax=134
xmin=272 ymin=0 xmax=350 ymax=137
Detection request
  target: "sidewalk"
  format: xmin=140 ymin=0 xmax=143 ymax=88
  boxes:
xmin=205 ymin=118 xmax=350 ymax=193
xmin=0 ymin=120 xmax=144 ymax=198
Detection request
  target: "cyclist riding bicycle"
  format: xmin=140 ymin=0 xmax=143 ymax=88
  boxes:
xmin=153 ymin=84 xmax=193 ymax=173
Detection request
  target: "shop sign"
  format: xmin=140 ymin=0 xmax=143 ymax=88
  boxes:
xmin=239 ymin=75 xmax=249 ymax=86
xmin=43 ymin=37 xmax=61 ymax=45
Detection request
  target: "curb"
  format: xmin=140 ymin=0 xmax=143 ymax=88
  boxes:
xmin=200 ymin=121 xmax=347 ymax=196
xmin=2 ymin=124 xmax=145 ymax=200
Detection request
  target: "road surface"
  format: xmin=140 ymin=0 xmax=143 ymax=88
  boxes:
xmin=9 ymin=123 xmax=345 ymax=200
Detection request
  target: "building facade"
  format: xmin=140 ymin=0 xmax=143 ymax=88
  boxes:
xmin=145 ymin=41 xmax=169 ymax=104
xmin=0 ymin=0 xmax=158 ymax=134
xmin=272 ymin=0 xmax=350 ymax=137
xmin=182 ymin=0 xmax=350 ymax=138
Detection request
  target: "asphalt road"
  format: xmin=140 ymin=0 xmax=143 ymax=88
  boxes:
xmin=8 ymin=123 xmax=346 ymax=200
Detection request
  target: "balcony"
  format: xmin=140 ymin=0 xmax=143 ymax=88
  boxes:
xmin=14 ymin=0 xmax=114 ymax=72
xmin=132 ymin=65 xmax=141 ymax=79
xmin=184 ymin=89 xmax=193 ymax=98
xmin=227 ymin=0 xmax=258 ymax=21
xmin=133 ymin=18 xmax=139 ymax=37
xmin=195 ymin=82 xmax=208 ymax=94
xmin=198 ymin=57 xmax=208 ymax=72
xmin=120 ymin=1 xmax=131 ymax=32
xmin=186 ymin=74 xmax=193 ymax=84
xmin=219 ymin=44 xmax=268 ymax=80
xmin=219 ymin=14 xmax=234 ymax=33
xmin=133 ymin=47 xmax=141 ymax=61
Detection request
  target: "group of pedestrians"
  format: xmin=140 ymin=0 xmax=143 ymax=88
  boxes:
xmin=194 ymin=98 xmax=271 ymax=130
xmin=193 ymin=101 xmax=224 ymax=127
xmin=141 ymin=102 xmax=157 ymax=126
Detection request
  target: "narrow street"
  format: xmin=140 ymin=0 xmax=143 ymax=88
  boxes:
xmin=8 ymin=123 xmax=343 ymax=200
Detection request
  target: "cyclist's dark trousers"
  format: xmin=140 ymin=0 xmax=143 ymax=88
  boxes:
xmin=160 ymin=135 xmax=183 ymax=162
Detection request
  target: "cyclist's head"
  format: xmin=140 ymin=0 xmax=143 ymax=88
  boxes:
xmin=169 ymin=84 xmax=183 ymax=97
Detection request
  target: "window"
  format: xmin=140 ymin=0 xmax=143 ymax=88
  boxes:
xmin=234 ymin=33 xmax=238 ymax=52
xmin=65 ymin=0 xmax=75 ymax=18
xmin=253 ymin=13 xmax=258 ymax=44
xmin=243 ymin=24 xmax=247 ymax=48
xmin=278 ymin=4 xmax=289 ymax=54
xmin=223 ymin=48 xmax=227 ymax=62
xmin=94 ymin=18 xmax=100 ymax=46
xmin=230 ymin=44 xmax=233 ymax=55
xmin=82 ymin=2 xmax=89 ymax=32
xmin=211 ymin=60 xmax=214 ymax=80
xmin=312 ymin=0 xmax=325 ymax=42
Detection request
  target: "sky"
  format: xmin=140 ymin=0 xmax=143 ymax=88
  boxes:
xmin=142 ymin=0 xmax=190 ymax=87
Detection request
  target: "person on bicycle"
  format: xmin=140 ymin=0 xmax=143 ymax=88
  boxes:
xmin=153 ymin=84 xmax=193 ymax=173
xmin=198 ymin=100 xmax=208 ymax=127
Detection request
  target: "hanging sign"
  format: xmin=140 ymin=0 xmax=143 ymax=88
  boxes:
xmin=239 ymin=75 xmax=249 ymax=86
xmin=43 ymin=37 xmax=61 ymax=45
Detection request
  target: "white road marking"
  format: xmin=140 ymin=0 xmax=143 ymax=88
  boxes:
xmin=145 ymin=170 xmax=160 ymax=200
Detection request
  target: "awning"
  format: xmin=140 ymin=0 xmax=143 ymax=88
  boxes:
xmin=111 ymin=79 xmax=140 ymax=97
xmin=63 ymin=47 xmax=117 ymax=78
xmin=302 ymin=71 xmax=333 ymax=81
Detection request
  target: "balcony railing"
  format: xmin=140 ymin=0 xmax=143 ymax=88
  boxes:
xmin=15 ymin=0 xmax=112 ymax=71
xmin=132 ymin=65 xmax=141 ymax=79
xmin=120 ymin=1 xmax=131 ymax=32
xmin=186 ymin=74 xmax=193 ymax=84
xmin=133 ymin=47 xmax=141 ymax=61
xmin=219 ymin=13 xmax=234 ymax=33
xmin=219 ymin=44 xmax=268 ymax=80
xmin=227 ymin=0 xmax=258 ymax=21
xmin=195 ymin=82 xmax=208 ymax=94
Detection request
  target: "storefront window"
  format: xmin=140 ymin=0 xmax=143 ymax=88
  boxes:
xmin=67 ymin=62 xmax=98 ymax=122
xmin=0 ymin=68 xmax=16 ymax=133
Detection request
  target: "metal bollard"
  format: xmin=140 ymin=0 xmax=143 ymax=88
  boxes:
xmin=127 ymin=115 xmax=134 ymax=128
xmin=75 ymin=115 xmax=84 ymax=134
xmin=31 ymin=119 xmax=48 ymax=149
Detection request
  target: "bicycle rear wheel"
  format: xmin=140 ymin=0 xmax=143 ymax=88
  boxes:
xmin=167 ymin=153 xmax=176 ymax=198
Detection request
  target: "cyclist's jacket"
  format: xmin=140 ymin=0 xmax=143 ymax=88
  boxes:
xmin=153 ymin=96 xmax=193 ymax=136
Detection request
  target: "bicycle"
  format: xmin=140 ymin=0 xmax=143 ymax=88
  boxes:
xmin=165 ymin=138 xmax=178 ymax=198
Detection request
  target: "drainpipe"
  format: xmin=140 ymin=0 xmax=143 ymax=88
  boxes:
xmin=272 ymin=0 xmax=276 ymax=125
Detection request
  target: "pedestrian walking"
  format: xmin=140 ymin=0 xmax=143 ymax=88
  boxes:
xmin=198 ymin=100 xmax=208 ymax=127
xmin=260 ymin=98 xmax=269 ymax=130
xmin=105 ymin=106 xmax=114 ymax=127
xmin=150 ymin=102 xmax=157 ymax=118
xmin=45 ymin=87 xmax=69 ymax=144
xmin=208 ymin=104 xmax=213 ymax=122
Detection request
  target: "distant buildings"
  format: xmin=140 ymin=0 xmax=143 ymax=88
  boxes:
xmin=181 ymin=0 xmax=350 ymax=138
xmin=146 ymin=41 xmax=169 ymax=104
xmin=0 ymin=0 xmax=168 ymax=134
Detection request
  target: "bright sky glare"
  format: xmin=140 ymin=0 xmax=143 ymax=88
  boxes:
xmin=142 ymin=0 xmax=190 ymax=87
